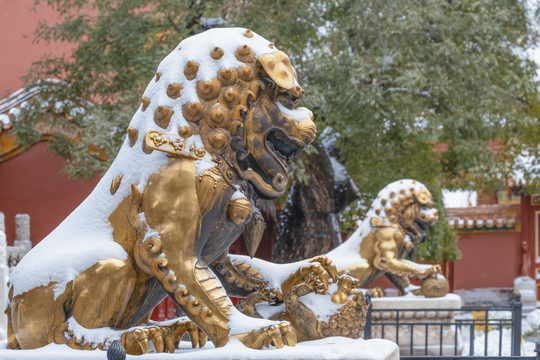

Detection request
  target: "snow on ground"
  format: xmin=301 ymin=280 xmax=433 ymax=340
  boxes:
xmin=456 ymin=309 xmax=540 ymax=356
xmin=0 ymin=337 xmax=399 ymax=360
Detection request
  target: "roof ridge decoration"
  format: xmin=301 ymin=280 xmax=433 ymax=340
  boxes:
xmin=446 ymin=203 xmax=520 ymax=231
xmin=0 ymin=79 xmax=87 ymax=162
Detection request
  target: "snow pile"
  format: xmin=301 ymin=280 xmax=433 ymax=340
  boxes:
xmin=0 ymin=338 xmax=399 ymax=360
xmin=455 ymin=309 xmax=540 ymax=356
xmin=523 ymin=309 xmax=540 ymax=336
xmin=297 ymin=283 xmax=342 ymax=321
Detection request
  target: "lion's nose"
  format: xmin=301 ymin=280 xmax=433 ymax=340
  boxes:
xmin=298 ymin=110 xmax=316 ymax=145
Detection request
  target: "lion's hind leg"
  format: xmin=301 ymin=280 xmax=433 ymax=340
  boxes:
xmin=6 ymin=304 xmax=20 ymax=350
xmin=8 ymin=281 xmax=68 ymax=350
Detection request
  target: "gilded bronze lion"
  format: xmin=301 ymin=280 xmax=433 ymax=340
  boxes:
xmin=7 ymin=28 xmax=318 ymax=354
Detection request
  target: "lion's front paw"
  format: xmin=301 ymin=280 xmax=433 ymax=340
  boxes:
xmin=119 ymin=319 xmax=206 ymax=355
xmin=418 ymin=264 xmax=442 ymax=279
xmin=309 ymin=255 xmax=338 ymax=282
xmin=368 ymin=287 xmax=385 ymax=298
xmin=409 ymin=285 xmax=423 ymax=296
xmin=288 ymin=259 xmax=336 ymax=295
xmin=120 ymin=326 xmax=174 ymax=355
xmin=163 ymin=318 xmax=207 ymax=349
xmin=233 ymin=322 xmax=297 ymax=349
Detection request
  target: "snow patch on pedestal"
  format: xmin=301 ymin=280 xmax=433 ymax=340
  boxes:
xmin=0 ymin=337 xmax=399 ymax=360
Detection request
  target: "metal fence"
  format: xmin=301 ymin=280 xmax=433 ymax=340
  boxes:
xmin=364 ymin=295 xmax=539 ymax=359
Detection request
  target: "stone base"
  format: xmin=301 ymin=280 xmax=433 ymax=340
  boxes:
xmin=370 ymin=293 xmax=462 ymax=356
xmin=0 ymin=338 xmax=399 ymax=360
xmin=514 ymin=276 xmax=538 ymax=313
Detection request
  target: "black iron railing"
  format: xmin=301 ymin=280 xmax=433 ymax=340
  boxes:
xmin=364 ymin=295 xmax=538 ymax=358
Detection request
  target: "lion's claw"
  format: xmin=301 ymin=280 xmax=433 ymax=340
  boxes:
xmin=234 ymin=321 xmax=297 ymax=349
xmin=121 ymin=328 xmax=150 ymax=355
xmin=281 ymin=257 xmax=339 ymax=297
xmin=119 ymin=318 xmax=205 ymax=355
xmin=368 ymin=287 xmax=385 ymax=298
xmin=310 ymin=255 xmax=338 ymax=282
xmin=420 ymin=264 xmax=442 ymax=279
xmin=167 ymin=318 xmax=206 ymax=348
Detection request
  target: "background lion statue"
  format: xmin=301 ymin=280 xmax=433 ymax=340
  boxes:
xmin=7 ymin=28 xmax=319 ymax=354
xmin=223 ymin=179 xmax=447 ymax=301
xmin=326 ymin=179 xmax=447 ymax=296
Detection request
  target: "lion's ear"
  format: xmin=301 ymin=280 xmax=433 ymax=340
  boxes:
xmin=413 ymin=189 xmax=432 ymax=206
xmin=257 ymin=51 xmax=295 ymax=90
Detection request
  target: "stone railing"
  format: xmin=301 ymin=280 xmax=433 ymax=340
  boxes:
xmin=7 ymin=214 xmax=32 ymax=270
xmin=0 ymin=212 xmax=9 ymax=339
xmin=0 ymin=212 xmax=33 ymax=340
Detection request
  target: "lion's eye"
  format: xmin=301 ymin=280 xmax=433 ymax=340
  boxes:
xmin=277 ymin=94 xmax=294 ymax=110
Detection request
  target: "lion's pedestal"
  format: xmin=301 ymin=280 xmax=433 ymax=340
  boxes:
xmin=0 ymin=338 xmax=400 ymax=359
xmin=369 ymin=294 xmax=462 ymax=356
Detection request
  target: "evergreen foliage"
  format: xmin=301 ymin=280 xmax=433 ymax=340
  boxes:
xmin=232 ymin=0 xmax=540 ymax=261
xmin=17 ymin=0 xmax=540 ymax=261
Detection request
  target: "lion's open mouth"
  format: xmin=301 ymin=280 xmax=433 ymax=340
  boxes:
xmin=266 ymin=129 xmax=304 ymax=171
xmin=412 ymin=219 xmax=429 ymax=242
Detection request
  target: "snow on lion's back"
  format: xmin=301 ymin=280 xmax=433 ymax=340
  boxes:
xmin=10 ymin=28 xmax=279 ymax=299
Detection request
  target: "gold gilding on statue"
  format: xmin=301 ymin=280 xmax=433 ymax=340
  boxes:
xmin=227 ymin=198 xmax=253 ymax=225
xmin=184 ymin=61 xmax=199 ymax=80
xmin=258 ymin=51 xmax=296 ymax=89
xmin=110 ymin=174 xmax=123 ymax=195
xmin=154 ymin=106 xmax=173 ymax=129
xmin=141 ymin=97 xmax=150 ymax=111
xmin=210 ymin=47 xmax=224 ymax=60
xmin=242 ymin=211 xmax=265 ymax=258
xmin=421 ymin=274 xmax=450 ymax=298
xmin=235 ymin=45 xmax=255 ymax=63
xmin=143 ymin=130 xmax=206 ymax=159
xmin=218 ymin=69 xmax=238 ymax=86
xmin=207 ymin=105 xmax=229 ymax=128
xmin=196 ymin=78 xmax=221 ymax=101
xmin=205 ymin=128 xmax=230 ymax=154
xmin=127 ymin=127 xmax=138 ymax=147
xmin=182 ymin=102 xmax=203 ymax=123
xmin=220 ymin=87 xmax=239 ymax=108
xmin=166 ymin=83 xmax=183 ymax=99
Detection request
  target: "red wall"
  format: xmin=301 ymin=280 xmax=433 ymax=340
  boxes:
xmin=0 ymin=0 xmax=72 ymax=96
xmin=0 ymin=142 xmax=99 ymax=245
xmin=453 ymin=231 xmax=522 ymax=289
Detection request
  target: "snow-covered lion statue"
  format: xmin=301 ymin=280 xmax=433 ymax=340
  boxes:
xmin=7 ymin=28 xmax=320 ymax=354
